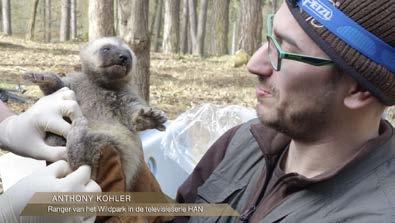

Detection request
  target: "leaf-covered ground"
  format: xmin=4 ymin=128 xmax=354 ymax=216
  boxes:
xmin=0 ymin=34 xmax=394 ymax=131
xmin=0 ymin=35 xmax=257 ymax=120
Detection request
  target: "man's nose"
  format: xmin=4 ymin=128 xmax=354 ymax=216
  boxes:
xmin=247 ymin=43 xmax=273 ymax=77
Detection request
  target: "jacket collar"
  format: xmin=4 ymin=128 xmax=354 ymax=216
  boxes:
xmin=249 ymin=122 xmax=290 ymax=157
xmin=249 ymin=119 xmax=394 ymax=180
xmin=249 ymin=119 xmax=394 ymax=223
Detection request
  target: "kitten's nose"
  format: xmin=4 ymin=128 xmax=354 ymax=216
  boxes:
xmin=119 ymin=54 xmax=128 ymax=63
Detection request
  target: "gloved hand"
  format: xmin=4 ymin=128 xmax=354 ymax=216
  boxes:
xmin=0 ymin=87 xmax=83 ymax=162
xmin=0 ymin=160 xmax=101 ymax=223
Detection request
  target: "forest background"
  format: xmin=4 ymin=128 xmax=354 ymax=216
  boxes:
xmin=0 ymin=0 xmax=393 ymax=128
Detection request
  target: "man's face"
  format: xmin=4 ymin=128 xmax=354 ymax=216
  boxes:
xmin=247 ymin=3 xmax=343 ymax=141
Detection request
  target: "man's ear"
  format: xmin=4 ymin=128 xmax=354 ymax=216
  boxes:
xmin=344 ymin=83 xmax=376 ymax=109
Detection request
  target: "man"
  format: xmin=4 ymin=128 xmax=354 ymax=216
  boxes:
xmin=0 ymin=88 xmax=101 ymax=223
xmin=174 ymin=0 xmax=394 ymax=222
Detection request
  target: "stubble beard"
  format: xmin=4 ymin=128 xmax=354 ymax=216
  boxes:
xmin=257 ymin=85 xmax=337 ymax=142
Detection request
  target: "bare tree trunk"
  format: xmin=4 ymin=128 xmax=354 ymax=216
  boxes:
xmin=189 ymin=0 xmax=208 ymax=56
xmin=162 ymin=0 xmax=180 ymax=53
xmin=2 ymin=0 xmax=11 ymax=35
xmin=0 ymin=1 xmax=2 ymax=32
xmin=119 ymin=0 xmax=150 ymax=102
xmin=188 ymin=0 xmax=197 ymax=54
xmin=204 ymin=0 xmax=213 ymax=55
xmin=70 ymin=0 xmax=77 ymax=39
xmin=196 ymin=0 xmax=208 ymax=55
xmin=152 ymin=0 xmax=163 ymax=52
xmin=44 ymin=0 xmax=51 ymax=42
xmin=230 ymin=0 xmax=239 ymax=55
xmin=212 ymin=0 xmax=229 ymax=55
xmin=42 ymin=0 xmax=45 ymax=40
xmin=231 ymin=21 xmax=237 ymax=54
xmin=60 ymin=0 xmax=70 ymax=41
xmin=150 ymin=0 xmax=158 ymax=34
xmin=114 ymin=0 xmax=119 ymax=35
xmin=272 ymin=0 xmax=278 ymax=13
xmin=118 ymin=0 xmax=129 ymax=38
xmin=89 ymin=0 xmax=114 ymax=41
xmin=237 ymin=0 xmax=262 ymax=55
xmin=187 ymin=0 xmax=197 ymax=54
xmin=26 ymin=0 xmax=40 ymax=40
xmin=180 ymin=0 xmax=188 ymax=54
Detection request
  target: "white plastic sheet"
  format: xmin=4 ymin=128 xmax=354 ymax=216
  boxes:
xmin=161 ymin=104 xmax=256 ymax=168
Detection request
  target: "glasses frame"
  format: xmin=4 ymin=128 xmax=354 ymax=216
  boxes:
xmin=266 ymin=14 xmax=333 ymax=71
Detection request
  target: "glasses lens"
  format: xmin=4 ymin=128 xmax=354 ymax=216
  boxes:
xmin=267 ymin=37 xmax=279 ymax=70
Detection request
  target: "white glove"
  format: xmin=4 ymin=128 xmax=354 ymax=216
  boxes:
xmin=0 ymin=160 xmax=101 ymax=223
xmin=0 ymin=87 xmax=83 ymax=162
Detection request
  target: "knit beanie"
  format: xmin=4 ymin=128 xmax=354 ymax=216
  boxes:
xmin=286 ymin=0 xmax=395 ymax=105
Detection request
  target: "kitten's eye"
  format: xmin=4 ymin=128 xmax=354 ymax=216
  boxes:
xmin=101 ymin=47 xmax=110 ymax=52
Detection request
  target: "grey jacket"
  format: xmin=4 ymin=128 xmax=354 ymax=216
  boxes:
xmin=176 ymin=119 xmax=395 ymax=223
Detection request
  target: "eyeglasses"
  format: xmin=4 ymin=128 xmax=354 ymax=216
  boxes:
xmin=266 ymin=14 xmax=333 ymax=71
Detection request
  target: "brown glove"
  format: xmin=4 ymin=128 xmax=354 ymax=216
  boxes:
xmin=93 ymin=145 xmax=174 ymax=223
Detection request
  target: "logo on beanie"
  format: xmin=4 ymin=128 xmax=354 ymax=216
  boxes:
xmin=302 ymin=0 xmax=333 ymax=21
